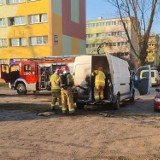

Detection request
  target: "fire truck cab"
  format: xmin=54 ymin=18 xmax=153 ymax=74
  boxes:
xmin=0 ymin=56 xmax=75 ymax=95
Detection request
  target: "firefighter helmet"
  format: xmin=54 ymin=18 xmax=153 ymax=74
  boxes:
xmin=55 ymin=67 xmax=60 ymax=73
xmin=63 ymin=65 xmax=69 ymax=71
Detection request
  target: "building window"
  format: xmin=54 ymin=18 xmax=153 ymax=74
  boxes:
xmin=28 ymin=14 xmax=47 ymax=24
xmin=0 ymin=18 xmax=5 ymax=27
xmin=7 ymin=0 xmax=25 ymax=4
xmin=29 ymin=36 xmax=48 ymax=46
xmin=9 ymin=38 xmax=27 ymax=47
xmin=117 ymin=42 xmax=128 ymax=46
xmin=54 ymin=35 xmax=58 ymax=44
xmin=0 ymin=39 xmax=7 ymax=48
xmin=8 ymin=16 xmax=26 ymax=26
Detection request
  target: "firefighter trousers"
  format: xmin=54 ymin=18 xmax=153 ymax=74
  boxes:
xmin=61 ymin=87 xmax=75 ymax=114
xmin=94 ymin=83 xmax=105 ymax=100
xmin=51 ymin=91 xmax=61 ymax=109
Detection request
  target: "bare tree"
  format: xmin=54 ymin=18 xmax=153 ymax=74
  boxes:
xmin=107 ymin=0 xmax=159 ymax=66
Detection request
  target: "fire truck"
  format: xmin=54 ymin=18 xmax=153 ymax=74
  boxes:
xmin=0 ymin=56 xmax=75 ymax=95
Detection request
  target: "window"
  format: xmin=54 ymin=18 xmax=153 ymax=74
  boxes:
xmin=111 ymin=32 xmax=116 ymax=36
xmin=0 ymin=18 xmax=5 ymax=27
xmin=7 ymin=0 xmax=24 ymax=4
xmin=14 ymin=17 xmax=26 ymax=25
xmin=121 ymin=31 xmax=126 ymax=37
xmin=54 ymin=35 xmax=58 ymax=44
xmin=24 ymin=65 xmax=31 ymax=72
xmin=9 ymin=38 xmax=27 ymax=47
xmin=29 ymin=36 xmax=48 ymax=46
xmin=8 ymin=16 xmax=26 ymax=26
xmin=105 ymin=32 xmax=112 ymax=36
xmin=117 ymin=21 xmax=122 ymax=25
xmin=117 ymin=42 xmax=128 ymax=46
xmin=0 ymin=39 xmax=7 ymax=48
xmin=28 ymin=14 xmax=47 ymax=24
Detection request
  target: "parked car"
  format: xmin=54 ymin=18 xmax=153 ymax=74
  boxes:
xmin=140 ymin=69 xmax=160 ymax=86
xmin=154 ymin=89 xmax=160 ymax=112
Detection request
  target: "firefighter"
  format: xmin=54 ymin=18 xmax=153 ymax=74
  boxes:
xmin=60 ymin=65 xmax=75 ymax=115
xmin=92 ymin=66 xmax=106 ymax=100
xmin=50 ymin=68 xmax=61 ymax=111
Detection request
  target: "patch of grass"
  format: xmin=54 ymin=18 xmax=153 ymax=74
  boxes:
xmin=0 ymin=83 xmax=8 ymax=87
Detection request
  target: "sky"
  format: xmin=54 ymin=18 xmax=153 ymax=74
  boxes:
xmin=86 ymin=0 xmax=160 ymax=34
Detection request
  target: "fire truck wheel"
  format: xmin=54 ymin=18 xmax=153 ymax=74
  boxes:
xmin=16 ymin=83 xmax=27 ymax=95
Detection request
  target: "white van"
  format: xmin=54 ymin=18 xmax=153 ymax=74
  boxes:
xmin=140 ymin=69 xmax=160 ymax=86
xmin=73 ymin=54 xmax=151 ymax=109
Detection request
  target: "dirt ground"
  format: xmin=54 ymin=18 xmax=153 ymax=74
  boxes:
xmin=0 ymin=86 xmax=160 ymax=160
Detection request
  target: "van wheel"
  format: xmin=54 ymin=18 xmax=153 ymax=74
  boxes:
xmin=130 ymin=89 xmax=135 ymax=103
xmin=113 ymin=95 xmax=120 ymax=110
xmin=76 ymin=103 xmax=84 ymax=109
xmin=17 ymin=83 xmax=27 ymax=95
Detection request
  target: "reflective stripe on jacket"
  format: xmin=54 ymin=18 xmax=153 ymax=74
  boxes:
xmin=50 ymin=73 xmax=60 ymax=91
xmin=94 ymin=70 xmax=106 ymax=84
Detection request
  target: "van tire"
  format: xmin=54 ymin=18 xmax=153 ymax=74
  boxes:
xmin=130 ymin=89 xmax=135 ymax=103
xmin=17 ymin=83 xmax=27 ymax=95
xmin=113 ymin=95 xmax=120 ymax=110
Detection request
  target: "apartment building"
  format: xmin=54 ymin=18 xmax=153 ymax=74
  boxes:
xmin=0 ymin=0 xmax=86 ymax=63
xmin=146 ymin=34 xmax=160 ymax=66
xmin=86 ymin=17 xmax=139 ymax=60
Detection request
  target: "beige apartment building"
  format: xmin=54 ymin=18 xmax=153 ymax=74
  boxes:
xmin=86 ymin=17 xmax=139 ymax=61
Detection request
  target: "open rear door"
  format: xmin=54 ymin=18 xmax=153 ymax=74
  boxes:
xmin=0 ymin=64 xmax=10 ymax=82
xmin=133 ymin=65 xmax=151 ymax=95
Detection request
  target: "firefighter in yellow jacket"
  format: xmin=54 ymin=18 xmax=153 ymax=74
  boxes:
xmin=50 ymin=68 xmax=61 ymax=110
xmin=60 ymin=65 xmax=75 ymax=115
xmin=92 ymin=66 xmax=106 ymax=100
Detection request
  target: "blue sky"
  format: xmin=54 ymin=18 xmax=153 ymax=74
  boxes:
xmin=86 ymin=0 xmax=160 ymax=34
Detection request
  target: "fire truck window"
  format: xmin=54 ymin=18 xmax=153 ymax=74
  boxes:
xmin=24 ymin=65 xmax=31 ymax=72
xmin=11 ymin=65 xmax=19 ymax=72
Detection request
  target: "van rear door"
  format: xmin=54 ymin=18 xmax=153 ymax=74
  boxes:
xmin=133 ymin=65 xmax=151 ymax=95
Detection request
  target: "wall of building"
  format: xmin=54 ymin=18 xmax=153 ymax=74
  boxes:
xmin=49 ymin=0 xmax=86 ymax=56
xmin=0 ymin=0 xmax=86 ymax=61
xmin=146 ymin=34 xmax=160 ymax=67
xmin=0 ymin=0 xmax=50 ymax=59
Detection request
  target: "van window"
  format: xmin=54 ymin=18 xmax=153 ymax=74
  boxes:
xmin=24 ymin=65 xmax=31 ymax=72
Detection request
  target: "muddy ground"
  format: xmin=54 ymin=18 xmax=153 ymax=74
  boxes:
xmin=0 ymin=86 xmax=160 ymax=160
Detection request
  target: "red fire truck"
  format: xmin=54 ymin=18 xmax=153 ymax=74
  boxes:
xmin=0 ymin=56 xmax=75 ymax=95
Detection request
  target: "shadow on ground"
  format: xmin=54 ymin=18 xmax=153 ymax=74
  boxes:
xmin=0 ymin=99 xmax=159 ymax=122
